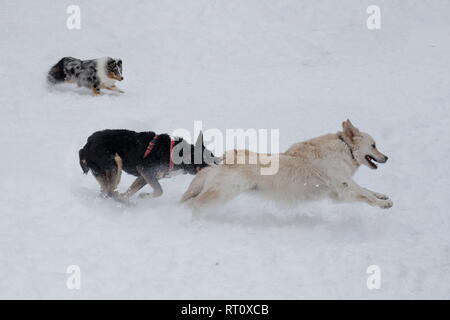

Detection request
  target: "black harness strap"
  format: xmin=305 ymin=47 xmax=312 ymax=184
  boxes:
xmin=143 ymin=135 xmax=159 ymax=158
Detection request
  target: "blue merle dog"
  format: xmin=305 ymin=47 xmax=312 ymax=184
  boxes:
xmin=47 ymin=57 xmax=123 ymax=95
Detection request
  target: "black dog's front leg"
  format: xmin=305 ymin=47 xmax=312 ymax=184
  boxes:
xmin=136 ymin=166 xmax=163 ymax=199
xmin=121 ymin=176 xmax=147 ymax=199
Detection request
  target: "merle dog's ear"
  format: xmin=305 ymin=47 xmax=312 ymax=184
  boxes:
xmin=107 ymin=58 xmax=116 ymax=67
xmin=195 ymin=131 xmax=204 ymax=148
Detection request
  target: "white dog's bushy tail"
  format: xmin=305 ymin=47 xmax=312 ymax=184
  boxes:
xmin=180 ymin=167 xmax=211 ymax=202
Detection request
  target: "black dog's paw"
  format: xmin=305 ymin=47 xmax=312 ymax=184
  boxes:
xmin=139 ymin=192 xmax=162 ymax=199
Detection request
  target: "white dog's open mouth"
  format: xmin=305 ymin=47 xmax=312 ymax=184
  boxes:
xmin=365 ymin=155 xmax=379 ymax=169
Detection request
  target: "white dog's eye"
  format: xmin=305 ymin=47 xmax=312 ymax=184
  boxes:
xmin=372 ymin=143 xmax=376 ymax=148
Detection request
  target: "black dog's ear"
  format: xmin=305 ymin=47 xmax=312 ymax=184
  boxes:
xmin=213 ymin=155 xmax=221 ymax=165
xmin=195 ymin=131 xmax=204 ymax=148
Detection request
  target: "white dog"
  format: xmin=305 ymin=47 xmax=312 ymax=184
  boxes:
xmin=181 ymin=120 xmax=393 ymax=210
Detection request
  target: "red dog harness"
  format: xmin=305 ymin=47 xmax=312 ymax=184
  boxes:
xmin=143 ymin=135 xmax=175 ymax=169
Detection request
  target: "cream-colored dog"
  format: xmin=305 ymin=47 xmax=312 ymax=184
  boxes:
xmin=181 ymin=120 xmax=393 ymax=210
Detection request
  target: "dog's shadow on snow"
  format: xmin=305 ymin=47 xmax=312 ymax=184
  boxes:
xmin=197 ymin=210 xmax=326 ymax=228
xmin=74 ymin=186 xmax=384 ymax=243
xmin=194 ymin=203 xmax=384 ymax=243
xmin=74 ymin=186 xmax=135 ymax=213
xmin=47 ymin=84 xmax=122 ymax=97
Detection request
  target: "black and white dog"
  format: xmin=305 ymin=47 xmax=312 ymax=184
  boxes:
xmin=48 ymin=57 xmax=124 ymax=95
xmin=79 ymin=130 xmax=218 ymax=202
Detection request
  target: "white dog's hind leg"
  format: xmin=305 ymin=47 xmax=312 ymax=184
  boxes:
xmin=192 ymin=184 xmax=242 ymax=210
xmin=180 ymin=167 xmax=211 ymax=203
xmin=192 ymin=171 xmax=254 ymax=211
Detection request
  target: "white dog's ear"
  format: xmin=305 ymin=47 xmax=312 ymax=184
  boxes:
xmin=342 ymin=119 xmax=360 ymax=140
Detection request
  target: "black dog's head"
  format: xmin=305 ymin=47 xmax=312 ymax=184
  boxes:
xmin=174 ymin=132 xmax=219 ymax=174
xmin=106 ymin=58 xmax=123 ymax=81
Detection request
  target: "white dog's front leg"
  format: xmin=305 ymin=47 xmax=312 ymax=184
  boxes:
xmin=363 ymin=188 xmax=389 ymax=200
xmin=336 ymin=180 xmax=393 ymax=209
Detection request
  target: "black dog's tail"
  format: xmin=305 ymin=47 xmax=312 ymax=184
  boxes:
xmin=47 ymin=57 xmax=70 ymax=84
xmin=79 ymin=148 xmax=90 ymax=174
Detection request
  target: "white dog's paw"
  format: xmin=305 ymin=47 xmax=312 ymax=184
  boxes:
xmin=374 ymin=192 xmax=389 ymax=200
xmin=379 ymin=199 xmax=393 ymax=209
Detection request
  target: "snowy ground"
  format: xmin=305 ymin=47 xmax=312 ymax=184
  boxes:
xmin=0 ymin=0 xmax=449 ymax=299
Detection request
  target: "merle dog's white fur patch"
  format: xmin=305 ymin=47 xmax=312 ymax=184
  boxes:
xmin=96 ymin=57 xmax=116 ymax=88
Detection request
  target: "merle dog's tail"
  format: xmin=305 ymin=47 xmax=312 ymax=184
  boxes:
xmin=47 ymin=57 xmax=70 ymax=84
xmin=79 ymin=147 xmax=90 ymax=174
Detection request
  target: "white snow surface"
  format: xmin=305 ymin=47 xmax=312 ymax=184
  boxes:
xmin=0 ymin=0 xmax=449 ymax=299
